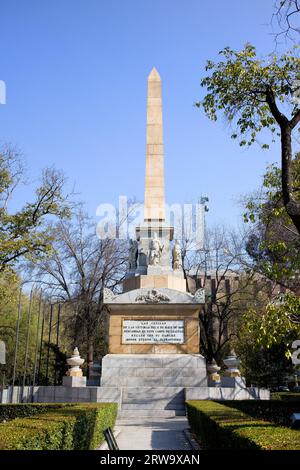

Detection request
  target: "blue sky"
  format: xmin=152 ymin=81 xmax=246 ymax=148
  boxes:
xmin=0 ymin=0 xmax=288 ymax=228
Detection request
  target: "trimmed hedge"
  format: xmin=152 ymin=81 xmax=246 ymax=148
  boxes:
xmin=272 ymin=392 xmax=300 ymax=402
xmin=220 ymin=400 xmax=300 ymax=427
xmin=186 ymin=400 xmax=300 ymax=450
xmin=0 ymin=403 xmax=70 ymax=423
xmin=0 ymin=403 xmax=117 ymax=450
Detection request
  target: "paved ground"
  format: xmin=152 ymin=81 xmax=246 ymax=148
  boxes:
xmin=115 ymin=417 xmax=193 ymax=450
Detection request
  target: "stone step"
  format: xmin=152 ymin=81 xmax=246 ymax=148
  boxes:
xmin=120 ymin=386 xmax=185 ymax=413
xmin=101 ymin=367 xmax=204 ymax=378
xmin=121 ymin=387 xmax=184 ymax=402
xmin=122 ymin=398 xmax=184 ymax=406
xmin=121 ymin=403 xmax=185 ymax=410
xmin=122 ymin=396 xmax=184 ymax=405
xmin=118 ymin=409 xmax=186 ymax=418
xmin=101 ymin=376 xmax=206 ymax=387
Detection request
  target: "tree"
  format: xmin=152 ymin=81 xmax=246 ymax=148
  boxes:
xmin=236 ymin=293 xmax=300 ymax=387
xmin=245 ymin=153 xmax=300 ymax=293
xmin=241 ymin=294 xmax=300 ymax=352
xmin=183 ymin=225 xmax=256 ymax=364
xmin=273 ymin=0 xmax=300 ymax=41
xmin=197 ymin=44 xmax=300 ymax=233
xmin=0 ymin=145 xmax=71 ymax=271
xmin=0 ymin=273 xmax=53 ymax=386
xmin=29 ymin=210 xmax=127 ymax=374
xmin=236 ymin=340 xmax=294 ymax=389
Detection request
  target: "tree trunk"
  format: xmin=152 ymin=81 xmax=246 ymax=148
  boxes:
xmin=87 ymin=338 xmax=94 ymax=379
xmin=281 ymin=124 xmax=300 ymax=233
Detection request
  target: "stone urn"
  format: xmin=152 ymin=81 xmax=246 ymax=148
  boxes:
xmin=207 ymin=359 xmax=221 ymax=382
xmin=223 ymin=350 xmax=241 ymax=377
xmin=66 ymin=347 xmax=85 ymax=377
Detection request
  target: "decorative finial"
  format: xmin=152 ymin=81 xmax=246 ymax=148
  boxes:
xmin=66 ymin=347 xmax=85 ymax=377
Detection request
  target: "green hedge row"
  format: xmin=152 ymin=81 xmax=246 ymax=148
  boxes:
xmin=220 ymin=400 xmax=300 ymax=427
xmin=271 ymin=392 xmax=300 ymax=402
xmin=0 ymin=403 xmax=117 ymax=450
xmin=0 ymin=403 xmax=70 ymax=422
xmin=186 ymin=401 xmax=300 ymax=450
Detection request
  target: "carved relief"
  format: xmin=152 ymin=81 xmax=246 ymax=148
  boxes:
xmin=135 ymin=288 xmax=170 ymax=304
xmin=193 ymin=288 xmax=206 ymax=303
xmin=103 ymin=287 xmax=116 ymax=302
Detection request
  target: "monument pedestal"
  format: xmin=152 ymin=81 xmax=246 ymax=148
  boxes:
xmin=220 ymin=376 xmax=247 ymax=388
xmin=62 ymin=376 xmax=87 ymax=388
xmin=100 ymin=354 xmax=208 ymax=417
xmin=103 ymin=288 xmax=203 ymax=355
xmin=101 ymin=354 xmax=207 ymax=388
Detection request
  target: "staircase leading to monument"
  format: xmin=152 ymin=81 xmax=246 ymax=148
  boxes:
xmin=101 ymin=354 xmax=208 ymax=418
xmin=118 ymin=387 xmax=186 ymax=418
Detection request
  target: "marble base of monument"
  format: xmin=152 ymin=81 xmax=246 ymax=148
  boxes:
xmin=0 ymin=383 xmax=270 ymax=407
xmin=100 ymin=354 xmax=208 ymax=387
xmin=220 ymin=376 xmax=247 ymax=388
xmin=62 ymin=376 xmax=87 ymax=388
xmin=185 ymin=386 xmax=270 ymax=401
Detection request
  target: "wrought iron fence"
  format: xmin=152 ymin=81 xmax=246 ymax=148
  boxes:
xmin=0 ymin=285 xmax=66 ymax=403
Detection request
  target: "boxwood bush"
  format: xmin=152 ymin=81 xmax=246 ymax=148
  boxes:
xmin=271 ymin=392 xmax=300 ymax=402
xmin=0 ymin=403 xmax=69 ymax=423
xmin=0 ymin=403 xmax=117 ymax=450
xmin=186 ymin=400 xmax=300 ymax=450
xmin=220 ymin=400 xmax=300 ymax=427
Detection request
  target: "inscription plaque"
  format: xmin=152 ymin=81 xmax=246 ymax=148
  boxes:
xmin=122 ymin=320 xmax=185 ymax=344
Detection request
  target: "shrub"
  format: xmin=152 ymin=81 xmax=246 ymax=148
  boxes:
xmin=186 ymin=400 xmax=300 ymax=450
xmin=0 ymin=403 xmax=69 ymax=423
xmin=271 ymin=392 xmax=300 ymax=402
xmin=0 ymin=403 xmax=117 ymax=450
xmin=220 ymin=400 xmax=300 ymax=427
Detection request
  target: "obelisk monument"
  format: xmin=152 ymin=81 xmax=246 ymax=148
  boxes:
xmin=101 ymin=68 xmax=207 ymax=417
xmin=98 ymin=69 xmax=269 ymax=416
xmin=131 ymin=67 xmax=180 ymax=281
xmin=144 ymin=67 xmax=165 ymax=222
xmin=103 ymin=66 xmax=206 ymax=355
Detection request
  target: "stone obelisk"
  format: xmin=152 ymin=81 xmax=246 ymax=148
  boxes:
xmin=133 ymin=68 xmax=175 ymax=273
xmin=101 ymin=68 xmax=207 ymax=416
xmin=144 ymin=67 xmax=165 ymax=222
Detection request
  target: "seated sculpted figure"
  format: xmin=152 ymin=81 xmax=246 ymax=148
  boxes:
xmin=149 ymin=232 xmax=163 ymax=266
xmin=128 ymin=239 xmax=138 ymax=270
xmin=172 ymin=239 xmax=182 ymax=270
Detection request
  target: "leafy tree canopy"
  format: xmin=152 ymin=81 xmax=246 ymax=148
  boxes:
xmin=197 ymin=43 xmax=300 ymax=147
xmin=197 ymin=43 xmax=300 ymax=232
xmin=0 ymin=146 xmax=71 ymax=271
xmin=240 ymin=293 xmax=300 ymax=358
xmin=245 ymin=153 xmax=300 ymax=291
